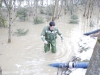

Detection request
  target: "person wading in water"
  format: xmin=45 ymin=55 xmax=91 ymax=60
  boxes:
xmin=41 ymin=21 xmax=63 ymax=53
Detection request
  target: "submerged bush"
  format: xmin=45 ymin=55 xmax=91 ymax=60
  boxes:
xmin=17 ymin=8 xmax=28 ymax=21
xmin=13 ymin=28 xmax=29 ymax=36
xmin=0 ymin=15 xmax=6 ymax=27
xmin=46 ymin=5 xmax=54 ymax=16
xmin=34 ymin=16 xmax=44 ymax=24
xmin=69 ymin=19 xmax=79 ymax=24
xmin=40 ymin=8 xmax=46 ymax=14
xmin=69 ymin=15 xmax=79 ymax=24
xmin=40 ymin=5 xmax=54 ymax=16
xmin=71 ymin=15 xmax=78 ymax=19
xmin=0 ymin=19 xmax=5 ymax=27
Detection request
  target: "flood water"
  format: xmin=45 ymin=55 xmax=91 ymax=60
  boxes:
xmin=0 ymin=15 xmax=95 ymax=75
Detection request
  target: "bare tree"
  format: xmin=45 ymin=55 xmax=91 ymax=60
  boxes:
xmin=86 ymin=0 xmax=93 ymax=19
xmin=57 ymin=0 xmax=64 ymax=19
xmin=83 ymin=0 xmax=88 ymax=17
xmin=52 ymin=0 xmax=59 ymax=21
xmin=3 ymin=0 xmax=13 ymax=43
xmin=30 ymin=0 xmax=39 ymax=22
xmin=64 ymin=0 xmax=69 ymax=15
xmin=34 ymin=0 xmax=38 ymax=16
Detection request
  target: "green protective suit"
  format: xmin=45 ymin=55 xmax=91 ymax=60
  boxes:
xmin=41 ymin=26 xmax=63 ymax=53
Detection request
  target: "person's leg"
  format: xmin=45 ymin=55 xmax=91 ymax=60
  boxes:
xmin=44 ymin=43 xmax=50 ymax=53
xmin=51 ymin=40 xmax=56 ymax=53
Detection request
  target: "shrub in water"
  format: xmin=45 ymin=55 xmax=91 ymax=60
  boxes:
xmin=69 ymin=15 xmax=79 ymax=24
xmin=34 ymin=16 xmax=44 ymax=24
xmin=13 ymin=29 xmax=29 ymax=36
xmin=0 ymin=19 xmax=4 ymax=27
xmin=40 ymin=8 xmax=46 ymax=14
xmin=0 ymin=15 xmax=6 ymax=27
xmin=71 ymin=15 xmax=78 ymax=19
xmin=17 ymin=8 xmax=28 ymax=21
xmin=45 ymin=5 xmax=54 ymax=16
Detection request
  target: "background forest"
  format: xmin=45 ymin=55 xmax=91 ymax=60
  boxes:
xmin=0 ymin=0 xmax=100 ymax=43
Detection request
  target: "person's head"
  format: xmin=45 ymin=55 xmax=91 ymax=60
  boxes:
xmin=49 ymin=21 xmax=55 ymax=30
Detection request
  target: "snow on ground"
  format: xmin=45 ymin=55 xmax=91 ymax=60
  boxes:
xmin=69 ymin=35 xmax=97 ymax=75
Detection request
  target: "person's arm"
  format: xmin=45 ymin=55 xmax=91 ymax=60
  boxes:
xmin=41 ymin=27 xmax=48 ymax=44
xmin=56 ymin=28 xmax=63 ymax=41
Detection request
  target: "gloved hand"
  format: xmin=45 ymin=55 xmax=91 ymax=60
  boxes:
xmin=44 ymin=40 xmax=48 ymax=44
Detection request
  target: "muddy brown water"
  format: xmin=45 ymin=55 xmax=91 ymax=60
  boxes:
xmin=0 ymin=16 xmax=93 ymax=75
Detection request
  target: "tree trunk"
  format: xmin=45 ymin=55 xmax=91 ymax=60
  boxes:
xmin=8 ymin=10 xmax=12 ymax=43
xmin=97 ymin=9 xmax=100 ymax=28
xmin=4 ymin=0 xmax=12 ymax=43
xmin=83 ymin=0 xmax=89 ymax=17
xmin=64 ymin=0 xmax=69 ymax=15
xmin=33 ymin=0 xmax=38 ymax=17
xmin=86 ymin=0 xmax=91 ymax=19
xmin=57 ymin=0 xmax=63 ymax=19
xmin=69 ymin=0 xmax=74 ymax=15
xmin=52 ymin=0 xmax=59 ymax=21
xmin=35 ymin=0 xmax=38 ymax=14
xmin=85 ymin=34 xmax=100 ymax=75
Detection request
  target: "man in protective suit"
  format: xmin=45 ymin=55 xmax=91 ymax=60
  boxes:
xmin=41 ymin=21 xmax=63 ymax=53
